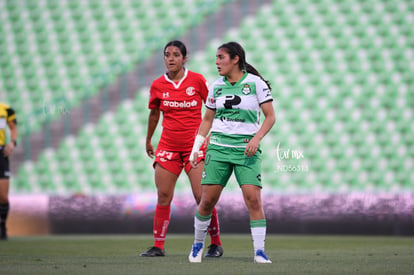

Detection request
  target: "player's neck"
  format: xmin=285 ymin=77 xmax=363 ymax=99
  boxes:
xmin=167 ymin=68 xmax=185 ymax=82
xmin=225 ymin=70 xmax=244 ymax=84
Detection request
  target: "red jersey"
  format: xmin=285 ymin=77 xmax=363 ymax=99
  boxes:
xmin=149 ymin=69 xmax=208 ymax=151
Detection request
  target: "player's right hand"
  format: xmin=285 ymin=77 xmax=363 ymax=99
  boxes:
xmin=189 ymin=152 xmax=199 ymax=168
xmin=146 ymin=143 xmax=154 ymax=158
xmin=189 ymin=134 xmax=205 ymax=168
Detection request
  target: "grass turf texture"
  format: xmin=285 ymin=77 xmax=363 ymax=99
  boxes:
xmin=0 ymin=235 xmax=413 ymax=274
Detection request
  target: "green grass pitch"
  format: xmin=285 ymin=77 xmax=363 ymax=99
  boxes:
xmin=1 ymin=235 xmax=413 ymax=274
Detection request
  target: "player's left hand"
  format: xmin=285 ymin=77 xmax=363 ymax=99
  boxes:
xmin=3 ymin=142 xmax=15 ymax=157
xmin=244 ymin=137 xmax=260 ymax=157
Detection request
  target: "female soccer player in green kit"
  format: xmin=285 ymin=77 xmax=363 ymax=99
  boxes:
xmin=188 ymin=42 xmax=275 ymax=263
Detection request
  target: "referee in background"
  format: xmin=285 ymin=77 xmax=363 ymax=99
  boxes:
xmin=0 ymin=102 xmax=18 ymax=240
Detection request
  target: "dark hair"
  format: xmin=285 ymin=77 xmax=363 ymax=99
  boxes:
xmin=164 ymin=40 xmax=187 ymax=58
xmin=218 ymin=41 xmax=271 ymax=90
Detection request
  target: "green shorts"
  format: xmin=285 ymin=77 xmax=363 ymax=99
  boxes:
xmin=201 ymin=144 xmax=262 ymax=188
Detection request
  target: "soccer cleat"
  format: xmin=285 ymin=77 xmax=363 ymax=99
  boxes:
xmin=188 ymin=242 xmax=204 ymax=263
xmin=0 ymin=224 xmax=7 ymax=241
xmin=254 ymin=249 xmax=272 ymax=263
xmin=205 ymin=244 xmax=223 ymax=257
xmin=140 ymin=246 xmax=165 ymax=257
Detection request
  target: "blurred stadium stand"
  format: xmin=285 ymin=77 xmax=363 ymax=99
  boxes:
xmin=1 ymin=0 xmax=413 ymax=234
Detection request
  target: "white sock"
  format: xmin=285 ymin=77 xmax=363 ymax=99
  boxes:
xmin=250 ymin=219 xmax=267 ymax=252
xmin=194 ymin=211 xmax=211 ymax=244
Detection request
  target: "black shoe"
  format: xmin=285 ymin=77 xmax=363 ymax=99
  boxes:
xmin=140 ymin=246 xmax=165 ymax=257
xmin=205 ymin=244 xmax=223 ymax=257
xmin=0 ymin=224 xmax=7 ymax=240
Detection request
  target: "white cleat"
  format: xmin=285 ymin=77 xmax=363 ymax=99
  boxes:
xmin=254 ymin=249 xmax=272 ymax=264
xmin=189 ymin=242 xmax=204 ymax=263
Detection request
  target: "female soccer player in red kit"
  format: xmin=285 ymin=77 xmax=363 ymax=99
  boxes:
xmin=140 ymin=40 xmax=223 ymax=257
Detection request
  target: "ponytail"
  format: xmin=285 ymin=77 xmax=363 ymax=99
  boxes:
xmin=245 ymin=63 xmax=272 ymax=90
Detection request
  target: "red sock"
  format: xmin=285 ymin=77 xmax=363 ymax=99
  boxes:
xmin=208 ymin=207 xmax=222 ymax=246
xmin=153 ymin=204 xmax=171 ymax=250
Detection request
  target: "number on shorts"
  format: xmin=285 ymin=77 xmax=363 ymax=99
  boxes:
xmin=156 ymin=150 xmax=173 ymax=160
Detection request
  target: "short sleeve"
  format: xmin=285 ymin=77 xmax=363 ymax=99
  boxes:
xmin=256 ymin=79 xmax=273 ymax=105
xmin=199 ymin=79 xmax=209 ymax=103
xmin=148 ymin=84 xmax=160 ymax=109
xmin=205 ymin=84 xmax=216 ymax=110
xmin=7 ymin=107 xmax=17 ymax=123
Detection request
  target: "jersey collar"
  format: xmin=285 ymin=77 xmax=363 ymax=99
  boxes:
xmin=164 ymin=68 xmax=188 ymax=89
xmin=223 ymin=71 xmax=248 ymax=86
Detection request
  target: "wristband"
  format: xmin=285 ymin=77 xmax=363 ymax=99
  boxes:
xmin=189 ymin=135 xmax=205 ymax=162
xmin=12 ymin=140 xmax=17 ymax=147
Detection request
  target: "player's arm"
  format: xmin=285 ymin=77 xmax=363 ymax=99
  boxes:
xmin=198 ymin=108 xmax=215 ymax=137
xmin=4 ymin=108 xmax=18 ymax=157
xmin=245 ymin=101 xmax=275 ymax=157
xmin=146 ymin=108 xmax=160 ymax=158
xmin=200 ymin=79 xmax=209 ymax=103
xmin=189 ymin=108 xmax=216 ymax=167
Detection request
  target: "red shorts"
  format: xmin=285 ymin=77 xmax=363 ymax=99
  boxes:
xmin=153 ymin=144 xmax=207 ymax=176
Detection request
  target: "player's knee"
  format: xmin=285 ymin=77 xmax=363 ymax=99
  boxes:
xmin=245 ymin=196 xmax=261 ymax=211
xmin=194 ymin=195 xmax=201 ymax=205
xmin=0 ymin=194 xmax=8 ymax=204
xmin=199 ymin=198 xmax=216 ymax=213
xmin=157 ymin=191 xmax=173 ymax=205
xmin=190 ymin=187 xmax=202 ymax=204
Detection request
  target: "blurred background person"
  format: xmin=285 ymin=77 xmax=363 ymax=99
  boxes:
xmin=0 ymin=102 xmax=18 ymax=240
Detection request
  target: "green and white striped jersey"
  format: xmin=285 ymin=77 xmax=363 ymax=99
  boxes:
xmin=206 ymin=72 xmax=273 ymax=148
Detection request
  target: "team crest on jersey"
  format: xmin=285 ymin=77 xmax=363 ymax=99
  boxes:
xmin=242 ymin=84 xmax=251 ymax=95
xmin=163 ymin=92 xmax=170 ymax=98
xmin=186 ymin=87 xmax=196 ymax=96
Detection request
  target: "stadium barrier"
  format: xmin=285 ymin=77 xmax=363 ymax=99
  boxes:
xmin=8 ymin=193 xmax=414 ymax=236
